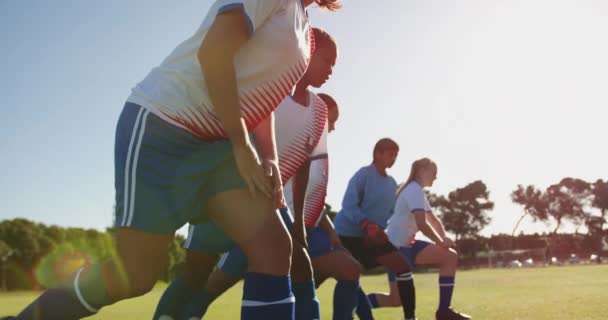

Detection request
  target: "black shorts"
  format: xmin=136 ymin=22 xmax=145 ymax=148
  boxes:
xmin=339 ymin=235 xmax=398 ymax=269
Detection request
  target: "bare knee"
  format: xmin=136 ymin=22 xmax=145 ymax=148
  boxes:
xmin=335 ymin=260 xmax=361 ymax=281
xmin=291 ymin=245 xmax=313 ymax=281
xmin=386 ymin=291 xmax=402 ymax=307
xmin=246 ymin=224 xmax=292 ymax=272
xmin=444 ymin=250 xmax=458 ymax=268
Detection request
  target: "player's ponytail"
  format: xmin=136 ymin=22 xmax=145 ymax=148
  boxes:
xmin=397 ymin=158 xmax=435 ymax=196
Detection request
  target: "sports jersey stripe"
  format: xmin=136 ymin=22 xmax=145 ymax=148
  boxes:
xmin=153 ymin=63 xmax=306 ymax=141
xmin=241 ymin=95 xmax=263 ymax=126
xmin=267 ymin=82 xmax=284 ymax=106
xmin=261 ymin=83 xmax=280 ymax=107
xmin=254 ymin=87 xmax=276 ymax=114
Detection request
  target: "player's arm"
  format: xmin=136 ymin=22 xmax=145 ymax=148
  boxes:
xmin=414 ymin=211 xmax=444 ymax=245
xmin=292 ymin=159 xmax=311 ymax=245
xmin=198 ymin=8 xmax=271 ymax=198
xmin=251 ymin=114 xmax=283 ymax=208
xmin=341 ymin=170 xmax=369 ymax=225
xmin=427 ymin=211 xmax=447 ymax=239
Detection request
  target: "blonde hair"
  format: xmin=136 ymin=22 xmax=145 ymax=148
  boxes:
xmin=315 ymin=0 xmax=342 ymax=11
xmin=397 ymin=158 xmax=436 ymax=195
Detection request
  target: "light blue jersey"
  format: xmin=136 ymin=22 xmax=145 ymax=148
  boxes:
xmin=334 ymin=164 xmax=398 ymax=237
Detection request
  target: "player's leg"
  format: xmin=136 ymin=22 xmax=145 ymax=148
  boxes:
xmin=376 ymin=249 xmax=416 ymax=320
xmin=414 ymin=243 xmax=470 ymax=320
xmin=15 ymin=103 xmax=186 ymax=320
xmin=17 ymin=228 xmax=173 ymax=320
xmin=207 ymin=188 xmax=294 ymax=319
xmin=181 ymin=247 xmax=248 ymax=319
xmin=311 ymin=228 xmax=362 ymax=320
xmin=313 ymin=249 xmax=362 ymax=320
xmin=367 ymin=273 xmax=401 ymax=308
xmin=288 ymin=211 xmax=319 ymax=320
xmin=154 ymin=222 xmax=233 ymax=319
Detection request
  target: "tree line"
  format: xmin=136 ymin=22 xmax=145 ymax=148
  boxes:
xmin=1 ymin=178 xmax=606 ymax=290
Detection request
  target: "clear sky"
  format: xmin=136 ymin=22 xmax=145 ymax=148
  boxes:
xmin=1 ymin=0 xmax=607 ymax=237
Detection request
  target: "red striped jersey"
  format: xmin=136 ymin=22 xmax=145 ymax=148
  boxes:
xmin=282 ymin=114 xmax=329 ymax=228
xmin=275 ymin=92 xmax=328 ymax=185
xmin=127 ymin=0 xmax=312 ymax=141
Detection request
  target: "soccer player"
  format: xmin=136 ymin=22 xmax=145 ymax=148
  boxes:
xmin=153 ymin=28 xmax=339 ymax=320
xmin=379 ymin=158 xmax=471 ymax=320
xmin=284 ymin=93 xmax=366 ymax=320
xmin=187 ymin=94 xmax=342 ymax=320
xmin=334 ymin=138 xmax=417 ymax=320
xmin=11 ymin=1 xmax=341 ymax=319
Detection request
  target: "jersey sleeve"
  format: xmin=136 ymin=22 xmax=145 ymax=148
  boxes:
xmin=214 ymin=0 xmax=285 ymax=34
xmin=400 ymin=184 xmax=428 ymax=214
xmin=423 ymin=195 xmax=432 ymax=212
xmin=340 ymin=168 xmax=369 ymax=225
xmin=242 ymin=0 xmax=286 ymax=33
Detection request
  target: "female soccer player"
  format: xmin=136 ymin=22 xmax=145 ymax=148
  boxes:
xmin=12 ymin=1 xmax=341 ymax=319
xmin=153 ymin=28 xmax=339 ymax=320
xmin=333 ymin=138 xmax=417 ymax=320
xmin=378 ymin=158 xmax=471 ymax=320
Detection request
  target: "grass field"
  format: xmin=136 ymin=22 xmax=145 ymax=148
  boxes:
xmin=1 ymin=264 xmax=606 ymax=319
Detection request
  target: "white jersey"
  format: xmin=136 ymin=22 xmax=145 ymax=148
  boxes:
xmin=275 ymin=92 xmax=328 ymax=185
xmin=386 ymin=181 xmax=432 ymax=247
xmin=283 ymin=124 xmax=329 ymax=228
xmin=128 ymin=0 xmax=312 ymax=141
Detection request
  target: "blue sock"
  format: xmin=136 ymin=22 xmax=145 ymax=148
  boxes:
xmin=438 ymin=276 xmax=455 ymax=311
xmin=153 ymin=276 xmax=194 ymax=320
xmin=368 ymin=293 xmax=379 ymax=308
xmin=293 ymin=280 xmax=320 ymax=320
xmin=355 ymin=287 xmax=374 ymax=320
xmin=333 ymin=280 xmax=359 ymax=320
xmin=17 ymin=264 xmax=112 ymax=320
xmin=242 ymin=273 xmax=295 ymax=320
xmin=181 ymin=287 xmax=213 ymax=319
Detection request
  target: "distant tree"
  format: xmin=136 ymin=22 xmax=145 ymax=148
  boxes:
xmin=512 ymin=178 xmax=592 ymax=235
xmin=435 ymin=180 xmax=494 ymax=241
xmin=511 ymin=185 xmax=547 ymax=236
xmin=591 ymin=179 xmax=608 ymax=233
xmin=0 ymin=240 xmax=10 ymax=258
xmin=165 ymin=234 xmax=186 ymax=281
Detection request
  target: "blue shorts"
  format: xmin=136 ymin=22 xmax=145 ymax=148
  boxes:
xmin=306 ymin=227 xmax=333 ymax=258
xmin=185 ymin=207 xmax=294 ymax=254
xmin=387 ymin=240 xmax=431 ymax=281
xmin=114 ymin=103 xmax=246 ymax=234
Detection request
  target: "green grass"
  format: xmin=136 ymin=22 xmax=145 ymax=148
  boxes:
xmin=2 ymin=264 xmax=607 ymax=319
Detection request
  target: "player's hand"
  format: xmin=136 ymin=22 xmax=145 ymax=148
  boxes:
xmin=440 ymin=238 xmax=456 ymax=249
xmin=445 ymin=237 xmax=457 ymax=248
xmin=361 ymin=220 xmax=389 ymax=247
xmin=261 ymin=159 xmax=285 ymax=209
xmin=233 ymin=142 xmax=272 ymax=199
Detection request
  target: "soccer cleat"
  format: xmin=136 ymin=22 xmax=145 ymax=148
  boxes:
xmin=436 ymin=307 xmax=471 ymax=320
